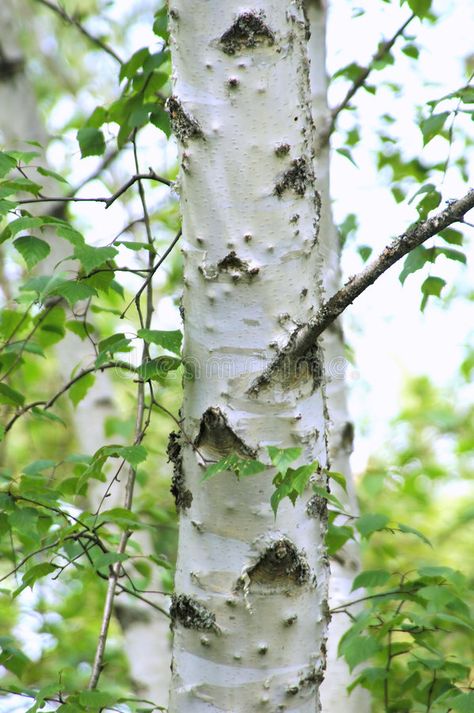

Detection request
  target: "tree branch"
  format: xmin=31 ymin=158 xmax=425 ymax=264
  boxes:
xmin=249 ymin=189 xmax=474 ymax=393
xmin=33 ymin=0 xmax=123 ymax=65
xmin=17 ymin=169 xmax=172 ymax=209
xmin=4 ymin=360 xmax=136 ymax=433
xmin=120 ymin=228 xmax=182 ymax=319
xmin=326 ymin=13 xmax=416 ymax=138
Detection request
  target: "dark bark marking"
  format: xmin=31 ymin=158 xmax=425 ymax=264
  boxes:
xmin=274 ymin=157 xmax=313 ymax=198
xmin=170 ymin=594 xmax=217 ymax=632
xmin=247 ymin=538 xmax=310 ymax=587
xmin=195 ymin=407 xmax=255 ymax=459
xmin=217 ymin=251 xmax=259 ymax=281
xmin=306 ymin=493 xmax=327 ymax=519
xmin=275 ymin=143 xmax=291 ymax=157
xmin=166 ymin=95 xmax=204 ymax=145
xmin=219 ymin=11 xmax=275 ymax=55
xmin=341 ymin=421 xmax=354 ymax=453
xmin=249 ymin=338 xmax=323 ymax=395
xmin=0 ymin=57 xmax=24 ymax=81
xmin=167 ymin=431 xmax=192 ymax=512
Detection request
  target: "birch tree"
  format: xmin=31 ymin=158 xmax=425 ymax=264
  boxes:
xmin=0 ymin=1 xmax=473 ymax=712
xmin=167 ymin=3 xmax=330 ymax=710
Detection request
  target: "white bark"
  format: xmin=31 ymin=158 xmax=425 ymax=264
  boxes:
xmin=168 ymin=2 xmax=329 ymax=711
xmin=0 ymin=3 xmax=170 ymax=707
xmin=305 ymin=2 xmax=370 ymax=711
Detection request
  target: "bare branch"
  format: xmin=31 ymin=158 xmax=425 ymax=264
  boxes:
xmin=120 ymin=228 xmax=182 ymax=319
xmin=4 ymin=360 xmax=136 ymax=433
xmin=17 ymin=169 xmax=172 ymax=208
xmin=250 ymin=189 xmax=474 ymax=392
xmin=327 ymin=13 xmax=416 ymax=137
xmin=33 ymin=0 xmax=123 ymax=64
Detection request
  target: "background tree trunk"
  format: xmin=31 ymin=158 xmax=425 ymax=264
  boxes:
xmin=168 ymin=2 xmax=330 ymax=710
xmin=305 ymin=2 xmax=370 ymax=711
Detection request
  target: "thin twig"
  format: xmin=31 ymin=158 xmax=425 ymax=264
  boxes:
xmin=328 ymin=13 xmax=416 ymax=135
xmin=4 ymin=360 xmax=136 ymax=433
xmin=249 ymin=189 xmax=474 ymax=393
xmin=120 ymin=228 xmax=182 ymax=319
xmin=330 ymin=587 xmax=419 ymax=614
xmin=88 ymin=138 xmax=158 ymax=691
xmin=33 ymin=0 xmax=123 ymax=64
xmin=17 ymin=169 xmax=172 ymax=208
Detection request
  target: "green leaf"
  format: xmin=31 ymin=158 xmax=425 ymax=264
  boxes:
xmin=69 ymin=372 xmax=95 ymax=406
xmin=77 ymin=127 xmax=106 ymax=158
xmin=137 ymin=328 xmax=183 ymax=355
xmin=0 ymin=151 xmax=17 ymax=178
xmin=50 ymin=280 xmax=98 ymax=307
xmin=13 ymin=236 xmax=51 ymax=269
xmin=312 ymin=484 xmax=346 ymax=511
xmin=397 ymin=523 xmax=432 ymax=546
xmin=418 ymin=565 xmax=463 ymax=582
xmin=93 ymin=552 xmax=129 ymax=571
xmin=37 ymin=166 xmax=69 ymax=184
xmin=326 ymin=470 xmax=348 ymax=492
xmin=96 ymin=507 xmax=141 ymax=529
xmin=96 ymin=333 xmax=132 ymax=364
xmin=402 ymin=44 xmax=419 ymax=59
xmin=340 ymin=635 xmax=382 ymax=671
xmin=351 ymin=569 xmax=391 ymax=591
xmin=119 ymin=47 xmax=150 ymax=82
xmin=443 ymin=693 xmax=474 ymax=713
xmin=399 ymin=245 xmax=430 ymax=284
xmin=22 ymin=563 xmax=58 ymax=589
xmin=22 ymin=460 xmax=56 ymax=475
xmin=420 ymin=111 xmax=450 ymax=145
xmin=420 ymin=275 xmax=446 ymax=311
xmin=336 ymin=147 xmax=357 ymax=167
xmin=150 ymin=106 xmax=172 ymax=137
xmin=407 ymin=0 xmax=432 ymax=18
xmin=202 ymin=454 xmax=239 ymax=480
xmin=435 ymin=247 xmax=466 ymax=264
xmin=0 ymin=383 xmax=25 ymax=406
xmin=439 ymin=228 xmax=463 ymax=245
xmin=0 ymin=638 xmax=30 ymax=677
xmin=356 ymin=512 xmax=390 ymax=538
xmin=357 ymin=245 xmax=372 ymax=262
xmin=202 ymin=454 xmax=265 ymax=481
xmin=267 ymin=446 xmax=301 ymax=474
xmin=0 ymin=178 xmax=42 ymax=197
xmin=137 ymin=356 xmax=181 ymax=380
xmin=117 ymin=445 xmax=148 ymax=468
xmin=73 ymin=243 xmax=118 ymax=273
xmin=153 ymin=6 xmax=169 ymax=40
xmin=78 ymin=690 xmax=118 ymax=708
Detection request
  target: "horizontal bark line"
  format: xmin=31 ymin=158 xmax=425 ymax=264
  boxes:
xmin=250 ymin=189 xmax=474 ymax=392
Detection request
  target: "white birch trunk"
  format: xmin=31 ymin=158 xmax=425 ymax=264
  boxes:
xmin=0 ymin=3 xmax=171 ymax=707
xmin=305 ymin=2 xmax=370 ymax=711
xmin=168 ymin=2 xmax=329 ymax=710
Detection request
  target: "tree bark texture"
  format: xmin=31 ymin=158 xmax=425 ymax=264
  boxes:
xmin=168 ymin=2 xmax=330 ymax=711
